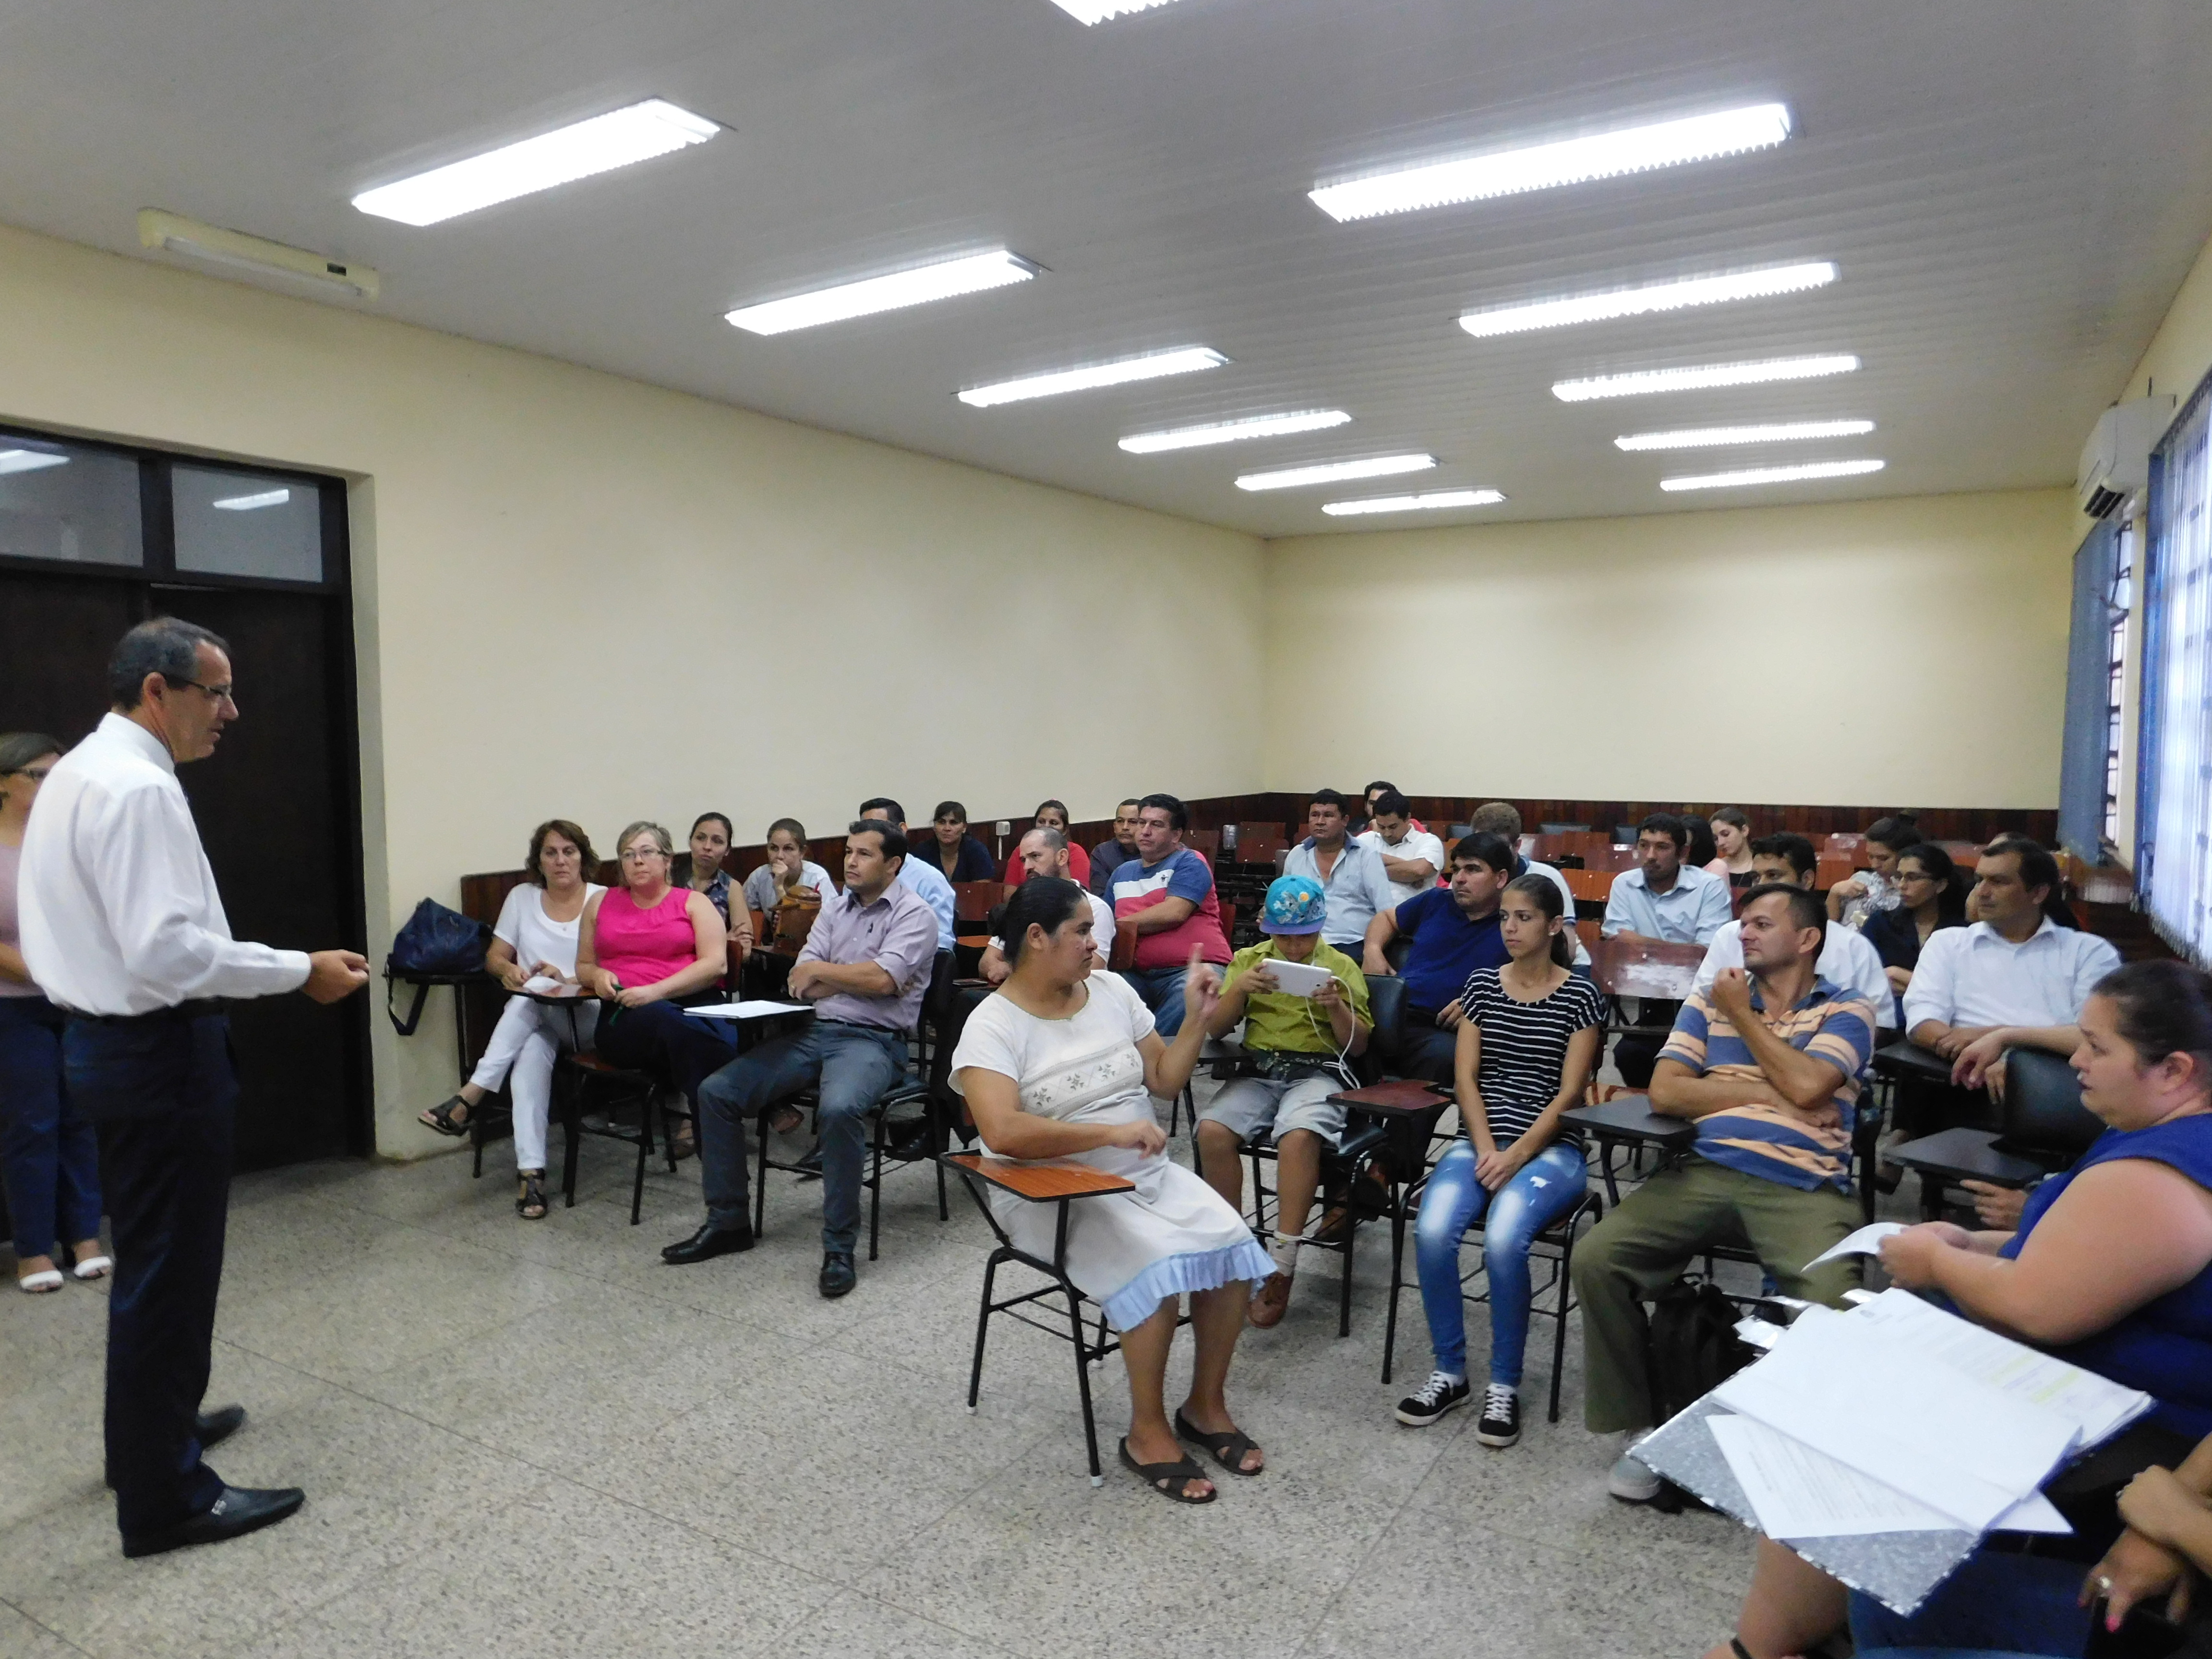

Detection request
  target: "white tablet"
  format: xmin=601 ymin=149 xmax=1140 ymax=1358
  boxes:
xmin=1257 ymin=958 xmax=1335 ymax=998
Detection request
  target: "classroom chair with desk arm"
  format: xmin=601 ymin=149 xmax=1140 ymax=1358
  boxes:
xmin=1886 ymin=1046 xmax=2103 ymax=1222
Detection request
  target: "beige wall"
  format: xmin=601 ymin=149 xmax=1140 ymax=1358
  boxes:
xmin=0 ymin=222 xmax=1265 ymax=1154
xmin=1262 ymin=489 xmax=2078 ymax=806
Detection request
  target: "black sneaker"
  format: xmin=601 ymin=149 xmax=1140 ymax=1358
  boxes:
xmin=1393 ymin=1371 xmax=1470 ymax=1427
xmin=1476 ymin=1383 xmax=1521 ymax=1448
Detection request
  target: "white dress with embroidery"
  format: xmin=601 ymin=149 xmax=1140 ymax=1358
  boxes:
xmin=950 ymin=973 xmax=1273 ymax=1330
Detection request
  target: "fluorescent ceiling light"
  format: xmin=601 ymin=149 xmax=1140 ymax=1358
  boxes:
xmin=1119 ymin=410 xmax=1351 ymax=454
xmin=1236 ymin=454 xmax=1436 ymax=492
xmin=138 ymin=209 xmax=379 ymax=300
xmin=1615 ymin=419 xmax=1874 ymax=451
xmin=1459 ymin=261 xmax=1837 ymax=339
xmin=1045 ymin=0 xmax=1183 ymax=20
xmin=1310 ymin=102 xmax=1791 ymax=223
xmin=0 ymin=449 xmax=70 ymax=476
xmin=1323 ymin=489 xmax=1505 ymax=517
xmin=212 ymin=489 xmax=291 ymax=511
xmin=353 ymin=98 xmax=719 ymax=227
xmin=726 ymin=251 xmax=1041 ymax=336
xmin=959 ymin=347 xmax=1226 ymax=409
xmin=1660 ymin=458 xmax=1886 ymax=492
xmin=1552 ymin=353 xmax=1859 ymax=402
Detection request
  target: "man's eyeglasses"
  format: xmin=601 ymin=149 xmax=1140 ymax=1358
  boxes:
xmin=165 ymin=676 xmax=237 ymax=704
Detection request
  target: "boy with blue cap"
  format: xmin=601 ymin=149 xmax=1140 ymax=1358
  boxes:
xmin=1195 ymin=874 xmax=1372 ymax=1329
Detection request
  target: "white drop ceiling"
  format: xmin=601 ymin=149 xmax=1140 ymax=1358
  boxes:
xmin=1 ymin=0 xmax=2209 ymax=535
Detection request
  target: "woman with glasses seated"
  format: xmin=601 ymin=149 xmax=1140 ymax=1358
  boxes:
xmin=574 ymin=822 xmax=738 ymax=1161
xmin=1861 ymin=842 xmax=1970 ymax=1012
xmin=418 ymin=819 xmax=604 ymax=1218
xmin=951 ymin=879 xmax=1274 ymax=1505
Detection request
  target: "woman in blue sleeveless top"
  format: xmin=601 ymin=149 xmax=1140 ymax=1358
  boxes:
xmin=1708 ymin=960 xmax=2212 ymax=1659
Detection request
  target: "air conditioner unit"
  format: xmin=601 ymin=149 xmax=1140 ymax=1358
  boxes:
xmin=2077 ymin=394 xmax=2176 ymax=519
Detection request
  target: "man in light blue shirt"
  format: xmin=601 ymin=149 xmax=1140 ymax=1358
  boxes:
xmin=858 ymin=797 xmax=955 ymax=950
xmin=1283 ymin=789 xmax=1400 ymax=950
xmin=1600 ymin=813 xmax=1732 ymax=1086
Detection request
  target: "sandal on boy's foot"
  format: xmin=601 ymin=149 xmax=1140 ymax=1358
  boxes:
xmin=418 ymin=1095 xmax=471 ymax=1136
xmin=1118 ymin=1439 xmax=1215 ymax=1504
xmin=516 ymin=1171 xmax=549 ymax=1220
xmin=1173 ymin=1409 xmax=1263 ymax=1476
xmin=1247 ymin=1270 xmax=1294 ymax=1329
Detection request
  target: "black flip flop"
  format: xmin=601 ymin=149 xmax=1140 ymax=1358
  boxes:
xmin=419 ymin=1096 xmax=470 ymax=1137
xmin=1174 ymin=1409 xmax=1264 ymax=1476
xmin=1118 ymin=1438 xmax=1216 ymax=1504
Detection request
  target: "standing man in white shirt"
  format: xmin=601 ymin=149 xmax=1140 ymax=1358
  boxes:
xmin=19 ymin=619 xmax=368 ymax=1559
xmin=1357 ymin=789 xmax=1445 ymax=906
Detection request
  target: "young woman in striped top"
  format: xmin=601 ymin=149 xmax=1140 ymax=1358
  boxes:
xmin=1395 ymin=873 xmax=1603 ymax=1445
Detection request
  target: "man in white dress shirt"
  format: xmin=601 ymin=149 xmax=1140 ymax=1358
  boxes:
xmin=20 ymin=619 xmax=368 ymax=1558
xmin=1356 ymin=790 xmax=1445 ymax=906
xmin=1693 ymin=833 xmax=1892 ymax=1018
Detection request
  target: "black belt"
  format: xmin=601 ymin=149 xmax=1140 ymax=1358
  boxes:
xmin=70 ymin=998 xmax=228 ymax=1025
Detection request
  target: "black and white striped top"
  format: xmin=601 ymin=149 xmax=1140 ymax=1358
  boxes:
xmin=1455 ymin=967 xmax=1606 ymax=1144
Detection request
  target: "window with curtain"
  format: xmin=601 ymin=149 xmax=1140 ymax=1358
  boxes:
xmin=2058 ymin=517 xmax=2122 ymax=862
xmin=2138 ymin=373 xmax=2212 ymax=963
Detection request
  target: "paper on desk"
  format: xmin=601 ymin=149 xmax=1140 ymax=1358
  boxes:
xmin=522 ymin=975 xmax=579 ymax=996
xmin=681 ymin=1000 xmax=812 ymax=1020
xmin=1803 ymin=1221 xmax=1907 ymax=1270
xmin=1855 ymin=1288 xmax=2151 ymax=1447
xmin=1714 ymin=1305 xmax=2077 ymax=1531
xmin=1707 ymin=1415 xmax=2071 ymax=1539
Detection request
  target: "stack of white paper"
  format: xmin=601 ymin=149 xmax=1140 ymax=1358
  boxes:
xmin=681 ymin=1000 xmax=811 ymax=1020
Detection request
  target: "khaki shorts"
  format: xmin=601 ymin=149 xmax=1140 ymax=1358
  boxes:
xmin=1201 ymin=1070 xmax=1348 ymax=1147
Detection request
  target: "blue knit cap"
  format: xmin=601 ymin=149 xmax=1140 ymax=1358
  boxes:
xmin=1261 ymin=874 xmax=1327 ymax=935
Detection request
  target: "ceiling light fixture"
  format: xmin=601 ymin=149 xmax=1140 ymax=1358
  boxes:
xmin=958 ymin=347 xmax=1226 ymax=408
xmin=1045 ymin=0 xmax=1184 ymax=20
xmin=212 ymin=489 xmax=292 ymax=511
xmin=1552 ymin=353 xmax=1859 ymax=402
xmin=1615 ymin=419 xmax=1874 ymax=451
xmin=1660 ymin=458 xmax=1886 ymax=492
xmin=1310 ymin=102 xmax=1791 ymax=224
xmin=726 ymin=251 xmax=1042 ymax=336
xmin=352 ymin=98 xmax=719 ymax=227
xmin=1119 ymin=410 xmax=1352 ymax=454
xmin=1322 ymin=489 xmax=1505 ymax=516
xmin=1235 ymin=454 xmax=1436 ymax=492
xmin=138 ymin=209 xmax=380 ymax=300
xmin=1459 ymin=261 xmax=1836 ymax=339
xmin=0 ymin=449 xmax=71 ymax=476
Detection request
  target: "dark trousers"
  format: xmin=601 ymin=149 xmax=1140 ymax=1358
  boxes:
xmin=592 ymin=999 xmax=737 ymax=1107
xmin=1611 ymin=999 xmax=1683 ymax=1090
xmin=0 ymin=995 xmax=102 ymax=1258
xmin=63 ymin=1011 xmax=237 ymax=1539
xmin=1384 ymin=1010 xmax=1456 ymax=1180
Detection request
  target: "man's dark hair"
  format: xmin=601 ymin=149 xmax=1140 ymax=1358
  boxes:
xmin=108 ymin=617 xmax=230 ymax=709
xmin=1138 ymin=792 xmax=1188 ymax=832
xmin=1864 ymin=814 xmax=1922 ymax=855
xmin=1309 ymin=788 xmax=1352 ymax=816
xmin=847 ymin=818 xmax=907 ymax=864
xmin=1118 ymin=797 xmax=1142 ymax=810
xmin=1452 ymin=831 xmax=1516 ymax=876
xmin=1741 ymin=881 xmax=1827 ymax=938
xmin=857 ymin=796 xmax=905 ymax=827
xmin=932 ymin=800 xmax=967 ymax=826
xmin=1364 ymin=780 xmax=1397 ymax=800
xmin=1636 ymin=812 xmax=1687 ymax=852
xmin=1750 ymin=832 xmax=1817 ymax=880
xmin=1371 ymin=788 xmax=1412 ymax=820
xmin=1983 ymin=833 xmax=2060 ymax=897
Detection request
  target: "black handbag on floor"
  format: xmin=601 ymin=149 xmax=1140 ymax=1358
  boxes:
xmin=1645 ymin=1275 xmax=1757 ymax=1422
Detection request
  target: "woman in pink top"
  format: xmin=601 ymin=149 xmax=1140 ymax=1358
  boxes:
xmin=0 ymin=732 xmax=109 ymax=1293
xmin=576 ymin=821 xmax=737 ymax=1144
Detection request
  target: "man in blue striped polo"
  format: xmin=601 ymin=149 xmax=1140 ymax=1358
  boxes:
xmin=1570 ymin=882 xmax=1877 ymax=1503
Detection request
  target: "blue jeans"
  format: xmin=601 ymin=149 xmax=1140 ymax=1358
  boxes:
xmin=0 ymin=995 xmax=101 ymax=1258
xmin=1415 ymin=1140 xmax=1587 ymax=1385
xmin=697 ymin=1020 xmax=910 ymax=1254
xmin=1850 ymin=1552 xmax=2093 ymax=1657
xmin=1119 ymin=966 xmax=1192 ymax=1036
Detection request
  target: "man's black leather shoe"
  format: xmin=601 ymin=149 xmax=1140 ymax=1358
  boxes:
xmin=121 ymin=1485 xmax=304 ymax=1559
xmin=108 ymin=1405 xmax=248 ymax=1488
xmin=661 ymin=1222 xmax=756 ymax=1265
xmin=818 ymin=1251 xmax=857 ymax=1298
xmin=883 ymin=1122 xmax=932 ymax=1163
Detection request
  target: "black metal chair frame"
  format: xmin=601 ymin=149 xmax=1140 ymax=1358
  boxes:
xmin=1221 ymin=1079 xmax=1390 ymax=1339
xmin=553 ymin=1051 xmax=678 ymax=1225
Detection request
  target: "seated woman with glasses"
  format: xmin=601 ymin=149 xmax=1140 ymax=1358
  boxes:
xmin=951 ymin=879 xmax=1274 ymax=1505
xmin=418 ymin=819 xmax=604 ymax=1218
xmin=575 ymin=821 xmax=739 ymax=1155
xmin=1861 ymin=842 xmax=1970 ymax=1013
xmin=1395 ymin=873 xmax=1602 ymax=1448
xmin=672 ymin=811 xmax=754 ymax=962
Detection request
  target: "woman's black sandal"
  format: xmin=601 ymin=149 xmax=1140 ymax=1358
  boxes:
xmin=517 ymin=1171 xmax=548 ymax=1220
xmin=419 ymin=1096 xmax=470 ymax=1136
xmin=1118 ymin=1439 xmax=1216 ymax=1504
xmin=1173 ymin=1409 xmax=1264 ymax=1476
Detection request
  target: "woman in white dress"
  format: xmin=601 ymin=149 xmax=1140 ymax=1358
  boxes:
xmin=951 ymin=878 xmax=1275 ymax=1504
xmin=417 ymin=819 xmax=605 ymax=1218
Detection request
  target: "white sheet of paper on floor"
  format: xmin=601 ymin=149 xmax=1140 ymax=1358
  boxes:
xmin=1713 ymin=1305 xmax=2078 ymax=1532
xmin=1802 ymin=1221 xmax=1908 ymax=1270
xmin=1853 ymin=1288 xmax=2151 ymax=1447
xmin=680 ymin=1000 xmax=812 ymax=1020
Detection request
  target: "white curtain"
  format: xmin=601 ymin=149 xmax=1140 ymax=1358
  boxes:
xmin=2143 ymin=384 xmax=2212 ymax=963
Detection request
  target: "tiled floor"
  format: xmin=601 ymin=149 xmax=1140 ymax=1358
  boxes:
xmin=1 ymin=1093 xmax=1766 ymax=1659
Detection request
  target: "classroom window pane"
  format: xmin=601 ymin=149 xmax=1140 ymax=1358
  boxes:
xmin=0 ymin=437 xmax=143 ymax=565
xmin=173 ymin=467 xmax=325 ymax=582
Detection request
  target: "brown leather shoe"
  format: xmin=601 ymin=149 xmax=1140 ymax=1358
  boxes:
xmin=1248 ymin=1270 xmax=1295 ymax=1328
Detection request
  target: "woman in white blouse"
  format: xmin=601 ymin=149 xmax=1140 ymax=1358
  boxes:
xmin=417 ymin=820 xmax=604 ymax=1218
xmin=951 ymin=879 xmax=1274 ymax=1505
